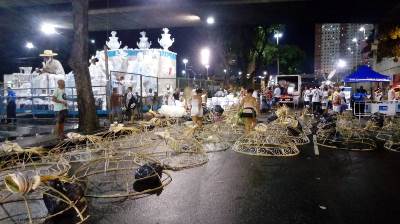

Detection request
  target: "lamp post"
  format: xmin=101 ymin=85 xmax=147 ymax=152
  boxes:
xmin=182 ymin=58 xmax=189 ymax=86
xmin=336 ymin=59 xmax=347 ymax=83
xmin=200 ymin=48 xmax=210 ymax=81
xmin=41 ymin=23 xmax=58 ymax=35
xmin=352 ymin=37 xmax=359 ymax=67
xmin=25 ymin=42 xmax=35 ymax=49
xmin=206 ymin=16 xmax=215 ymax=25
xmin=274 ymin=32 xmax=283 ymax=75
xmin=359 ymin=26 xmax=366 ymax=40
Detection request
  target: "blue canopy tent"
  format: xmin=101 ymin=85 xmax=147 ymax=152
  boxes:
xmin=344 ymin=65 xmax=391 ymax=83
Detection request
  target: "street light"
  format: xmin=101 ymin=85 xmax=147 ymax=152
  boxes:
xmin=352 ymin=37 xmax=359 ymax=66
xmin=337 ymin=59 xmax=347 ymax=68
xmin=182 ymin=58 xmax=189 ymax=82
xmin=205 ymin=64 xmax=210 ymax=79
xmin=182 ymin=70 xmax=186 ymax=75
xmin=274 ymin=32 xmax=283 ymax=75
xmin=200 ymin=48 xmax=210 ymax=66
xmin=206 ymin=16 xmax=215 ymax=25
xmin=359 ymin=26 xmax=366 ymax=39
xmin=238 ymin=71 xmax=242 ymax=76
xmin=41 ymin=23 xmax=57 ymax=35
xmin=336 ymin=59 xmax=347 ymax=83
xmin=25 ymin=42 xmax=35 ymax=49
xmin=90 ymin=39 xmax=96 ymax=44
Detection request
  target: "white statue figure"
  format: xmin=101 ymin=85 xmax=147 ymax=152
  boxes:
xmin=158 ymin=28 xmax=174 ymax=50
xmin=137 ymin=31 xmax=152 ymax=49
xmin=106 ymin=31 xmax=122 ymax=50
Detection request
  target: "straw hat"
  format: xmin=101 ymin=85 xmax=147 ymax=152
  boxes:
xmin=39 ymin=50 xmax=58 ymax=57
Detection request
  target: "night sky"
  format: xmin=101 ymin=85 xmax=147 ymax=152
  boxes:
xmin=0 ymin=23 xmax=315 ymax=81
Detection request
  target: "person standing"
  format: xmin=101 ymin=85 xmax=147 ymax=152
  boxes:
xmin=272 ymin=85 xmax=282 ymax=107
xmin=240 ymin=88 xmax=259 ymax=134
xmin=110 ymin=87 xmax=122 ymax=123
xmin=373 ymin=88 xmax=383 ymax=102
xmin=191 ymin=88 xmax=204 ymax=128
xmin=52 ymin=80 xmax=68 ymax=139
xmin=332 ymin=88 xmax=341 ymax=113
xmin=125 ymin=87 xmax=135 ymax=122
xmin=302 ymin=86 xmax=311 ymax=108
xmin=37 ymin=50 xmax=65 ymax=75
xmin=352 ymin=89 xmax=367 ymax=115
xmin=6 ymin=87 xmax=16 ymax=124
xmin=321 ymin=87 xmax=329 ymax=113
xmin=339 ymin=88 xmax=347 ymax=113
xmin=388 ymin=85 xmax=396 ymax=101
xmin=311 ymin=87 xmax=322 ymax=114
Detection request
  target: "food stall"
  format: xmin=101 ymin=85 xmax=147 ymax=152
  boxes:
xmin=344 ymin=65 xmax=396 ymax=115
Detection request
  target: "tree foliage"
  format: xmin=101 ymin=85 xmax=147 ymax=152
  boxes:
xmin=377 ymin=24 xmax=400 ymax=62
xmin=214 ymin=25 xmax=306 ymax=87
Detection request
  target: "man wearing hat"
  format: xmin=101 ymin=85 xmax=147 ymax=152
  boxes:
xmin=36 ymin=50 xmax=65 ymax=75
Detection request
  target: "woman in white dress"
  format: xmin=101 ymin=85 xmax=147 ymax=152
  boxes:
xmin=191 ymin=88 xmax=203 ymax=128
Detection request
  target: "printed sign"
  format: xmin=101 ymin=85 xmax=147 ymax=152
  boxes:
xmin=379 ymin=105 xmax=388 ymax=111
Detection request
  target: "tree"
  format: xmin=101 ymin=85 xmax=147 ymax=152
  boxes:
xmin=69 ymin=0 xmax=98 ymax=133
xmin=277 ymin=45 xmax=306 ymax=74
xmin=377 ymin=24 xmax=400 ymax=62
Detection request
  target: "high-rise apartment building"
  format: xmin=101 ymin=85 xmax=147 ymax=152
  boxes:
xmin=314 ymin=23 xmax=374 ymax=79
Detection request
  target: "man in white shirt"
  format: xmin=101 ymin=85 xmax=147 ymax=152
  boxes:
xmin=273 ymin=85 xmax=281 ymax=106
xmin=311 ymin=87 xmax=322 ymax=114
xmin=37 ymin=50 xmax=65 ymax=75
xmin=303 ymin=86 xmax=311 ymax=108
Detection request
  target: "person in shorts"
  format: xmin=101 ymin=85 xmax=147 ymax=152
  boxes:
xmin=240 ymin=88 xmax=259 ymax=134
xmin=52 ymin=80 xmax=68 ymax=139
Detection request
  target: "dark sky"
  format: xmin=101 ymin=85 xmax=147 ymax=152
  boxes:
xmin=0 ymin=23 xmax=315 ymax=81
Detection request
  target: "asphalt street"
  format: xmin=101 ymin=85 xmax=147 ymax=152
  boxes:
xmin=89 ymin=140 xmax=400 ymax=224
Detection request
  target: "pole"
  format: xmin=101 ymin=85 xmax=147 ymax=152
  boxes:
xmin=139 ymin=74 xmax=143 ymax=120
xmin=104 ymin=45 xmax=110 ymax=114
xmin=276 ymin=37 xmax=280 ymax=75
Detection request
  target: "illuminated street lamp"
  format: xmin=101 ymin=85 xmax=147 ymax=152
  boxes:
xmin=337 ymin=59 xmax=347 ymax=68
xmin=200 ymin=48 xmax=210 ymax=66
xmin=182 ymin=58 xmax=189 ymax=82
xmin=206 ymin=16 xmax=215 ymax=25
xmin=41 ymin=23 xmax=57 ymax=35
xmin=238 ymin=71 xmax=242 ymax=76
xmin=182 ymin=70 xmax=186 ymax=75
xmin=359 ymin=26 xmax=367 ymax=39
xmin=90 ymin=39 xmax=96 ymax=44
xmin=182 ymin=58 xmax=189 ymax=69
xmin=25 ymin=42 xmax=35 ymax=49
xmin=205 ymin=64 xmax=210 ymax=79
xmin=352 ymin=37 xmax=359 ymax=66
xmin=274 ymin=32 xmax=283 ymax=75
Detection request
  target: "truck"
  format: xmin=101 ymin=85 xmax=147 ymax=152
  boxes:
xmin=269 ymin=75 xmax=302 ymax=105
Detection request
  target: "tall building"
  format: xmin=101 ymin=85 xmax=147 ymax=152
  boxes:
xmin=314 ymin=23 xmax=374 ymax=79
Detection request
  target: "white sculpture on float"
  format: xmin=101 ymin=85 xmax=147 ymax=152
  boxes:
xmin=3 ymin=29 xmax=177 ymax=113
xmin=106 ymin=31 xmax=122 ymax=50
xmin=158 ymin=28 xmax=174 ymax=50
xmin=137 ymin=31 xmax=151 ymax=49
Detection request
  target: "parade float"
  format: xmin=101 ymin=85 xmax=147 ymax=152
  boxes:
xmin=2 ymin=29 xmax=177 ymax=115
